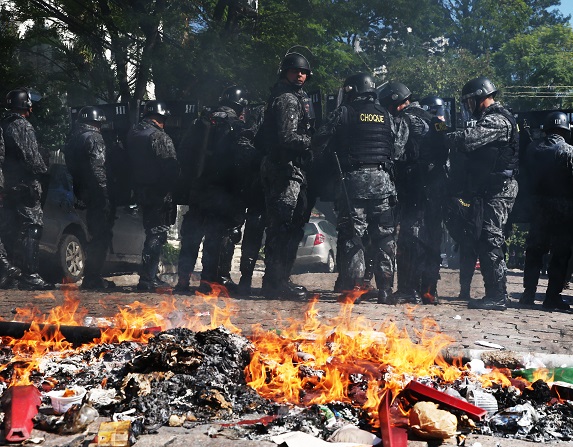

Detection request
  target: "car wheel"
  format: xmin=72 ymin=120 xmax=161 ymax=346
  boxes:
xmin=323 ymin=251 xmax=336 ymax=273
xmin=58 ymin=233 xmax=85 ymax=283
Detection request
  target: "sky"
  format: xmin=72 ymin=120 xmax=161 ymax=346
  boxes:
xmin=555 ymin=3 xmax=573 ymax=25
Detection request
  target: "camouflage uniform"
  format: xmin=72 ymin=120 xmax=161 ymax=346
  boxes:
xmin=236 ymin=105 xmax=267 ymax=295
xmin=176 ymin=105 xmax=255 ymax=293
xmin=0 ymin=128 xmax=21 ymax=287
xmin=0 ymin=112 xmax=52 ymax=289
xmin=313 ymin=97 xmax=409 ymax=300
xmin=396 ymin=103 xmax=448 ymax=303
xmin=259 ymin=82 xmax=313 ymax=296
xmin=195 ymin=106 xmax=249 ymax=290
xmin=64 ymin=122 xmax=113 ymax=287
xmin=522 ymin=134 xmax=573 ymax=309
xmin=127 ymin=118 xmax=179 ymax=290
xmin=446 ymin=103 xmax=519 ymax=309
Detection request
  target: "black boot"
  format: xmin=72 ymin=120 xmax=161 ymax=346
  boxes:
xmin=468 ymin=294 xmax=507 ymax=311
xmin=519 ymin=288 xmax=536 ymax=305
xmin=0 ymin=253 xmax=20 ymax=289
xmin=138 ymin=233 xmax=169 ymax=291
xmin=81 ymin=276 xmax=116 ymax=290
xmin=542 ymin=293 xmax=570 ymax=311
xmin=377 ymin=288 xmax=394 ymax=304
xmin=16 ymin=227 xmax=54 ymax=291
xmin=237 ymin=275 xmax=253 ymax=296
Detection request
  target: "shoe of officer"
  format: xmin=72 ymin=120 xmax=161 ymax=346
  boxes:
xmin=422 ymin=291 xmax=439 ymax=305
xmin=217 ymin=276 xmax=238 ymax=294
xmin=262 ymin=279 xmax=307 ymax=299
xmin=137 ymin=276 xmax=170 ymax=291
xmin=377 ymin=288 xmax=395 ymax=304
xmin=519 ymin=288 xmax=536 ymax=305
xmin=81 ymin=276 xmax=116 ymax=290
xmin=19 ymin=273 xmax=55 ymax=291
xmin=468 ymin=294 xmax=507 ymax=311
xmin=391 ymin=289 xmax=422 ymax=305
xmin=173 ymin=282 xmax=191 ymax=293
xmin=237 ymin=276 xmax=253 ymax=296
xmin=0 ymin=261 xmax=20 ymax=289
xmin=542 ymin=293 xmax=570 ymax=311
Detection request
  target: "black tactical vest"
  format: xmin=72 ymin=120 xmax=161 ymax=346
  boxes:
xmin=127 ymin=123 xmax=158 ymax=186
xmin=467 ymin=104 xmax=519 ymax=192
xmin=341 ymin=101 xmax=393 ymax=167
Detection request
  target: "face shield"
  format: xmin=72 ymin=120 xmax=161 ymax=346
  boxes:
xmin=461 ymin=96 xmax=477 ymax=123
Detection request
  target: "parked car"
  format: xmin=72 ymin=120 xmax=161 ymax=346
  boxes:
xmin=293 ymin=217 xmax=337 ymax=273
xmin=39 ymin=162 xmax=146 ymax=283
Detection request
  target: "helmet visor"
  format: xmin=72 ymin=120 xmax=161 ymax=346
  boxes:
xmin=461 ymin=97 xmax=477 ymax=122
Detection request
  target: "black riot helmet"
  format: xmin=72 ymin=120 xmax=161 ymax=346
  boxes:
xmin=219 ymin=85 xmax=248 ymax=115
xmin=460 ymin=76 xmax=498 ymax=119
xmin=420 ymin=95 xmax=445 ymax=117
xmin=143 ymin=100 xmax=170 ymax=119
xmin=543 ymin=111 xmax=571 ymax=134
xmin=6 ymin=89 xmax=33 ymax=111
xmin=377 ymin=81 xmax=411 ymax=112
xmin=342 ymin=73 xmax=377 ymax=101
xmin=78 ymin=106 xmax=106 ymax=124
xmin=278 ymin=52 xmax=312 ymax=80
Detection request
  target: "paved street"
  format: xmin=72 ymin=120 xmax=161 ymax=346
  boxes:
xmin=0 ymin=268 xmax=573 ymax=446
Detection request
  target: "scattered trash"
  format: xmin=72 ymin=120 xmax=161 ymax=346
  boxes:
xmin=2 ymin=385 xmax=42 ymax=442
xmin=453 ymin=315 xmax=461 ymax=320
xmin=513 ymin=367 xmax=573 ymax=385
xmin=467 ymin=359 xmax=490 ymax=374
xmin=466 ymin=388 xmax=498 ymax=414
xmin=327 ymin=424 xmax=381 ymax=444
xmin=474 ymin=340 xmax=505 ymax=350
xmin=46 ymin=386 xmax=86 ymax=414
xmin=489 ymin=402 xmax=539 ymax=435
xmin=409 ymin=401 xmax=458 ymax=440
xmin=93 ymin=420 xmax=133 ymax=447
xmin=272 ymin=430 xmax=373 ymax=446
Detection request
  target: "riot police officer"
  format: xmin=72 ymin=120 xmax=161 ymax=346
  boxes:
xmin=314 ymin=73 xmax=409 ymax=303
xmin=520 ymin=111 xmax=573 ymax=310
xmin=257 ymin=52 xmax=315 ymax=299
xmin=379 ymin=82 xmax=433 ymax=304
xmin=127 ymin=100 xmax=179 ymax=291
xmin=64 ymin=106 xmax=115 ymax=290
xmin=417 ymin=95 xmax=449 ymax=303
xmin=0 ymin=89 xmax=54 ymax=290
xmin=446 ymin=77 xmax=519 ymax=311
xmin=0 ymin=127 xmax=21 ymax=287
xmin=197 ymin=86 xmax=250 ymax=293
xmin=175 ymin=86 xmax=250 ymax=294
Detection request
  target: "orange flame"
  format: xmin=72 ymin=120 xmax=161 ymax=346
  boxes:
xmin=0 ymin=283 xmax=240 ymax=386
xmin=245 ymin=297 xmax=467 ymax=424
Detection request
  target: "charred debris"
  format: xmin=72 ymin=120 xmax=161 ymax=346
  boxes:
xmin=0 ymin=326 xmax=573 ymax=444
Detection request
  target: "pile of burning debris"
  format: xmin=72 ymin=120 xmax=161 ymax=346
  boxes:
xmin=0 ymin=288 xmax=572 ymax=446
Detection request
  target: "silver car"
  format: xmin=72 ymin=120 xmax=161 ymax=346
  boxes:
xmin=293 ymin=217 xmax=337 ymax=273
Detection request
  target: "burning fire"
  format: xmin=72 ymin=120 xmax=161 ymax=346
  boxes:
xmin=0 ymin=284 xmax=240 ymax=386
xmin=0 ymin=284 xmax=547 ymax=424
xmin=245 ymin=290 xmax=523 ymax=425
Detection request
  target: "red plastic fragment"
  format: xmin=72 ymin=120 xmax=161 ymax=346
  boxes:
xmin=1 ymin=385 xmax=42 ymax=442
xmin=379 ymin=389 xmax=408 ymax=447
xmin=402 ymin=380 xmax=487 ymax=421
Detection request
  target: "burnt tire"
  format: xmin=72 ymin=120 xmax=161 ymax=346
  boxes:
xmin=57 ymin=233 xmax=85 ymax=283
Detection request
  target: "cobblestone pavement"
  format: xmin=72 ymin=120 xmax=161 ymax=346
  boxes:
xmin=0 ymin=268 xmax=573 ymax=446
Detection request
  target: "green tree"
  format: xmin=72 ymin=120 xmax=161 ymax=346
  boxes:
xmin=494 ymin=24 xmax=573 ymax=110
